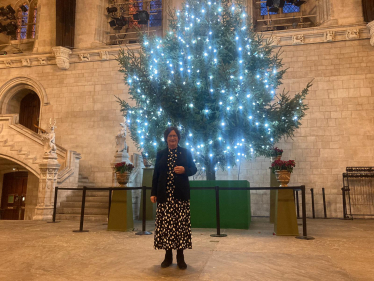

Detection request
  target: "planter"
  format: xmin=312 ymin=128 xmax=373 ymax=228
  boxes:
xmin=116 ymin=172 xmax=131 ymax=187
xmin=275 ymin=170 xmax=291 ymax=187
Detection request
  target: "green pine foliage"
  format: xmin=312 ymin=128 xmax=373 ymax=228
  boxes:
xmin=117 ymin=0 xmax=310 ymax=180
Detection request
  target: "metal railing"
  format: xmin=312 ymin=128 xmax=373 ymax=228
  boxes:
xmin=50 ymin=185 xmax=314 ymax=240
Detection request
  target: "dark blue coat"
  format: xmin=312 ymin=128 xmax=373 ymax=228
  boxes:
xmin=151 ymin=146 xmax=197 ymax=203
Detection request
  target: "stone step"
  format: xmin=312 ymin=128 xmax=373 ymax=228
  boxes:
xmin=55 ymin=214 xmax=107 ymax=222
xmin=60 ymin=201 xmax=108 ymax=209
xmin=3 ymin=141 xmax=15 ymax=148
xmin=69 ymin=190 xmax=109 ymax=197
xmin=57 ymin=207 xmax=108 ymax=215
xmin=78 ymin=177 xmax=90 ymax=183
xmin=78 ymin=182 xmax=95 ymax=188
xmin=18 ymin=150 xmax=29 ymax=156
xmin=65 ymin=196 xmax=109 ymax=203
xmin=10 ymin=146 xmax=21 ymax=152
xmin=25 ymin=155 xmax=37 ymax=161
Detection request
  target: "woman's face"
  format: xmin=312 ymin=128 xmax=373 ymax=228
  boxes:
xmin=167 ymin=130 xmax=179 ymax=149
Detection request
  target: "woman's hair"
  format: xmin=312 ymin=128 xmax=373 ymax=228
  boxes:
xmin=164 ymin=126 xmax=181 ymax=143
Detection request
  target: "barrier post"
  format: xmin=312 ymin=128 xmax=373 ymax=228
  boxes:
xmin=322 ymin=188 xmax=327 ymax=218
xmin=310 ymin=188 xmax=315 ymax=219
xmin=136 ymin=186 xmax=152 ymax=235
xmin=296 ymin=190 xmax=300 ymax=218
xmin=296 ymin=185 xmax=314 ymax=240
xmin=210 ymin=186 xmax=227 ymax=237
xmin=47 ymin=186 xmax=60 ymax=223
xmin=108 ymin=189 xmax=112 ymax=221
xmin=73 ymin=186 xmax=89 ymax=232
xmin=342 ymin=187 xmax=348 ymax=219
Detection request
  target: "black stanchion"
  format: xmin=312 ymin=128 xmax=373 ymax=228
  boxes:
xmin=47 ymin=186 xmax=60 ymax=223
xmin=296 ymin=185 xmax=315 ymax=240
xmin=210 ymin=186 xmax=227 ymax=237
xmin=136 ymin=186 xmax=152 ymax=235
xmin=322 ymin=188 xmax=327 ymax=219
xmin=341 ymin=187 xmax=352 ymax=220
xmin=108 ymin=189 xmax=112 ymax=220
xmin=296 ymin=190 xmax=300 ymax=218
xmin=73 ymin=186 xmax=89 ymax=232
xmin=310 ymin=188 xmax=315 ymax=219
xmin=103 ymin=189 xmax=112 ymax=225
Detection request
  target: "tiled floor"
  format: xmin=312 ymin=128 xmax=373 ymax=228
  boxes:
xmin=0 ymin=218 xmax=373 ymax=280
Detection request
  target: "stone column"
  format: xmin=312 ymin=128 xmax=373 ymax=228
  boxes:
xmin=34 ymin=121 xmax=60 ymax=220
xmin=367 ymin=21 xmax=374 ymax=47
xmin=111 ymin=118 xmax=132 ymax=186
xmin=33 ymin=154 xmax=60 ymax=220
xmin=75 ymin=0 xmax=106 ymax=49
xmin=33 ymin=0 xmax=56 ymax=53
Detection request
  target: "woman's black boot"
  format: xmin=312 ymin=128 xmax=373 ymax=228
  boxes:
xmin=176 ymin=249 xmax=187 ymax=270
xmin=161 ymin=249 xmax=173 ymax=268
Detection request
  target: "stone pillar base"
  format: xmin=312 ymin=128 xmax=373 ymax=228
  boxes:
xmin=367 ymin=21 xmax=374 ymax=46
xmin=33 ymin=207 xmax=54 ymax=221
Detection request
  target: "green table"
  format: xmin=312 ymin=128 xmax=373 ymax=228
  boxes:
xmin=190 ymin=180 xmax=251 ymax=229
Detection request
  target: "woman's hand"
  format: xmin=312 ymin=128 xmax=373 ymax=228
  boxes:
xmin=174 ymin=166 xmax=185 ymax=174
xmin=150 ymin=196 xmax=157 ymax=203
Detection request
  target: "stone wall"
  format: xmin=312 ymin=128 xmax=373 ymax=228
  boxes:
xmin=234 ymin=39 xmax=374 ymax=218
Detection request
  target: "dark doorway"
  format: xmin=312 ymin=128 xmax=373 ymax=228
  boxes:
xmin=19 ymin=93 xmax=40 ymax=133
xmin=1 ymin=172 xmax=28 ymax=220
xmin=363 ymin=0 xmax=374 ymax=22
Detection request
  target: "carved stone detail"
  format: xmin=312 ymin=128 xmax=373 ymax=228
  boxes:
xmin=292 ymin=35 xmax=304 ymax=45
xmin=79 ymin=53 xmax=90 ymax=62
xmin=21 ymin=58 xmax=31 ymax=67
xmin=99 ymin=50 xmax=109 ymax=60
xmin=324 ymin=31 xmax=335 ymax=42
xmin=346 ymin=29 xmax=359 ymax=40
xmin=34 ymin=120 xmax=61 ymax=220
xmin=38 ymin=57 xmax=47 ymax=65
xmin=52 ymin=46 xmax=72 ymax=70
xmin=367 ymin=21 xmax=374 ymax=47
xmin=5 ymin=60 xmax=12 ymax=67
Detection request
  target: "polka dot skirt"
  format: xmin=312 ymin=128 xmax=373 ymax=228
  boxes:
xmin=154 ymin=147 xmax=192 ymax=250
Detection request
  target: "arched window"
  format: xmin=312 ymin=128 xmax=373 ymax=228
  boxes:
xmin=12 ymin=0 xmax=37 ymax=40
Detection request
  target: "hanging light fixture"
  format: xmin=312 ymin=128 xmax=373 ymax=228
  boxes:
xmin=20 ymin=4 xmax=28 ymax=12
xmin=6 ymin=22 xmax=17 ymax=36
xmin=106 ymin=6 xmax=117 ymax=14
xmin=294 ymin=0 xmax=306 ymax=7
xmin=109 ymin=16 xmax=127 ymax=30
xmin=133 ymin=11 xmax=149 ymax=25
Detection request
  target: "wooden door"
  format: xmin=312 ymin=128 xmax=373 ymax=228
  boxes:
xmin=19 ymin=93 xmax=40 ymax=133
xmin=56 ymin=0 xmax=76 ymax=48
xmin=1 ymin=172 xmax=28 ymax=220
xmin=363 ymin=0 xmax=374 ymax=22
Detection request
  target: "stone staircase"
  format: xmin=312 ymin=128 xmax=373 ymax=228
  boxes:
xmin=55 ymin=174 xmax=109 ymax=222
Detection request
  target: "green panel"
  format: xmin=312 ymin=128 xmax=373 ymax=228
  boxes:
xmin=140 ymin=168 xmax=157 ymax=220
xmin=108 ymin=190 xmax=134 ymax=232
xmin=190 ymin=180 xmax=251 ymax=229
xmin=274 ymin=189 xmax=299 ymax=236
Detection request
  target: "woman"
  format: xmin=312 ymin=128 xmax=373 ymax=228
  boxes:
xmin=150 ymin=127 xmax=197 ymax=269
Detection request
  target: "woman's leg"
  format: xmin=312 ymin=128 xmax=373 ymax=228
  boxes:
xmin=161 ymin=249 xmax=173 ymax=268
xmin=176 ymin=249 xmax=187 ymax=269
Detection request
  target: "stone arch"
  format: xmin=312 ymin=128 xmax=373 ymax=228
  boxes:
xmin=0 ymin=77 xmax=49 ymax=127
xmin=0 ymin=154 xmax=40 ymax=178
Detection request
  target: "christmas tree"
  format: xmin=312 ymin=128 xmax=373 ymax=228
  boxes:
xmin=117 ymin=0 xmax=310 ymax=180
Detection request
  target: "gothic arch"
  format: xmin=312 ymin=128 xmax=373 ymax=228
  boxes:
xmin=0 ymin=154 xmax=40 ymax=178
xmin=0 ymin=76 xmax=49 ymax=116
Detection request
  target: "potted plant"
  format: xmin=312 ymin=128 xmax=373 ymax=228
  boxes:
xmin=271 ymin=147 xmax=284 ymax=161
xmin=114 ymin=162 xmax=135 ymax=186
xmin=271 ymin=159 xmax=295 ymax=187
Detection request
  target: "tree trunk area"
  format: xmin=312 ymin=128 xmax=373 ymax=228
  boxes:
xmin=205 ymin=161 xmax=216 ymax=181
